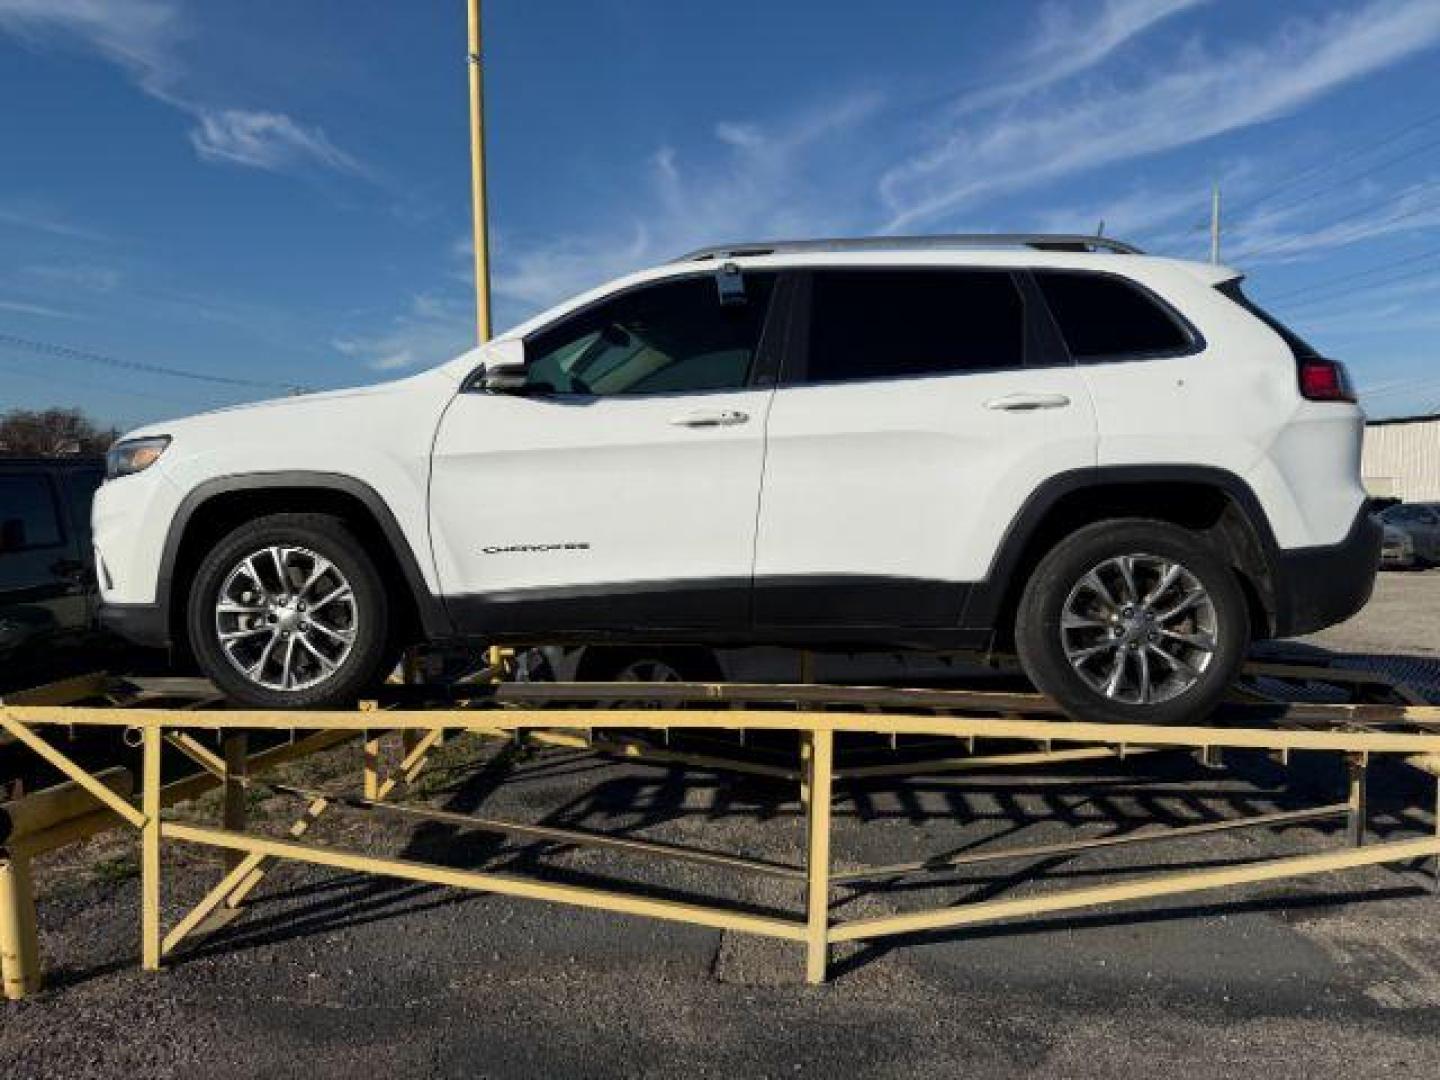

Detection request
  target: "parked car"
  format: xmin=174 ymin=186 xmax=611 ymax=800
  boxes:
xmin=93 ymin=233 xmax=1378 ymax=724
xmin=0 ymin=456 xmax=106 ymax=689
xmin=1378 ymin=502 xmax=1440 ymax=569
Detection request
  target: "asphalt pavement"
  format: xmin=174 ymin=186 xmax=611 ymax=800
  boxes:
xmin=4 ymin=571 xmax=1440 ymax=1078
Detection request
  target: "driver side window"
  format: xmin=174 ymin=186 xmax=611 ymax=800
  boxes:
xmin=524 ymin=273 xmax=776 ymax=396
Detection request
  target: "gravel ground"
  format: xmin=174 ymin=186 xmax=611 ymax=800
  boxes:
xmin=5 ymin=571 xmax=1440 ymax=1078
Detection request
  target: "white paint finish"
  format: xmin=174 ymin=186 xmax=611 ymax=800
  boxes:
xmin=754 ymin=367 xmax=1097 ymax=582
xmin=94 ymin=368 xmax=456 ymax=604
xmin=92 ymin=466 xmax=184 ymax=605
xmin=1078 ymin=262 xmax=1366 ymax=548
xmin=93 ymin=244 xmax=1369 ymax=634
xmin=429 ymin=387 xmax=774 ymax=596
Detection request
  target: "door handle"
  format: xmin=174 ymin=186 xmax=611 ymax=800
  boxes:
xmin=669 ymin=409 xmax=750 ymax=428
xmin=984 ymin=393 xmax=1071 ymax=411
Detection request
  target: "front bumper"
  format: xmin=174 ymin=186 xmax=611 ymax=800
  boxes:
xmin=99 ymin=602 xmax=170 ymax=649
xmin=1270 ymin=506 xmax=1382 ymax=637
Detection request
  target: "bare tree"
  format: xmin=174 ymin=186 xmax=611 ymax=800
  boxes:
xmin=0 ymin=407 xmax=117 ymax=456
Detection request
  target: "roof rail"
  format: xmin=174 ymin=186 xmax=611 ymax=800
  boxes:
xmin=673 ymin=233 xmax=1143 ymax=262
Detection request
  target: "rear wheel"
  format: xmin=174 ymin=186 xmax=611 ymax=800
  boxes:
xmin=1014 ymin=519 xmax=1249 ymax=725
xmin=187 ymin=513 xmax=391 ymax=708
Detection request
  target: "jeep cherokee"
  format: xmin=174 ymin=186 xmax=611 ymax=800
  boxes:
xmin=93 ymin=234 xmax=1380 ymax=723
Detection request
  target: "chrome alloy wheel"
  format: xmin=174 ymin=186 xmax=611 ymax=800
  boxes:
xmin=1059 ymin=553 xmax=1218 ymax=705
xmin=213 ymin=545 xmax=358 ymax=692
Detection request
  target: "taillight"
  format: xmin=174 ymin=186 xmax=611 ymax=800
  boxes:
xmin=1298 ymin=358 xmax=1356 ymax=403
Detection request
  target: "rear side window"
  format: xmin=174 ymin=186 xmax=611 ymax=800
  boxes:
xmin=0 ymin=475 xmax=64 ymax=553
xmin=1035 ymin=271 xmax=1194 ymax=360
xmin=802 ymin=269 xmax=1025 ymax=384
xmin=1216 ymin=279 xmax=1319 ymax=359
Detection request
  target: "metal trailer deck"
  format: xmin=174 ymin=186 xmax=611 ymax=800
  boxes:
xmin=2 ymin=666 xmax=1440 ymax=997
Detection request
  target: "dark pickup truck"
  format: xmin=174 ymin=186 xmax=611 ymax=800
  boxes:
xmin=0 ymin=457 xmax=106 ymax=691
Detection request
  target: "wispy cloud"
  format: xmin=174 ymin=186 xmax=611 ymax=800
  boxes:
xmin=1232 ymin=177 xmax=1440 ymax=264
xmin=949 ymin=0 xmax=1210 ymax=116
xmin=189 ymin=110 xmax=366 ymax=176
xmin=492 ymin=93 xmax=883 ymax=315
xmin=881 ymin=0 xmax=1440 ymax=231
xmin=333 ymin=293 xmax=475 ymax=372
xmin=0 ymin=0 xmax=366 ymax=179
xmin=0 ymin=298 xmax=78 ymax=319
xmin=1024 ymin=169 xmax=1247 ymax=247
xmin=0 ymin=199 xmax=106 ymax=241
xmin=22 ymin=263 xmax=121 ymax=292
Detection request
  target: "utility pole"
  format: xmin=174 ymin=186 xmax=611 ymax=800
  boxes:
xmin=1209 ymin=181 xmax=1221 ymax=265
xmin=467 ymin=0 xmax=493 ymax=342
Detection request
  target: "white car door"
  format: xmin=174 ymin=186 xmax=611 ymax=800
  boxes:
xmin=753 ymin=267 xmax=1097 ymax=634
xmin=429 ymin=270 xmax=782 ymax=635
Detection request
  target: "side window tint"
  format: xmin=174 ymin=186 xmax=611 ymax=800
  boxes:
xmin=1035 ymin=271 xmax=1193 ymax=360
xmin=804 ymin=270 xmax=1024 ymax=384
xmin=0 ymin=475 xmax=64 ymax=553
xmin=524 ymin=273 xmax=776 ymax=396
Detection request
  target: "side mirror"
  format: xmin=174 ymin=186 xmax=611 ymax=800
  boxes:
xmin=476 ymin=339 xmax=528 ymax=394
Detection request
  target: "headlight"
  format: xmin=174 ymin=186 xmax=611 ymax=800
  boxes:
xmin=106 ymin=436 xmax=171 ymax=480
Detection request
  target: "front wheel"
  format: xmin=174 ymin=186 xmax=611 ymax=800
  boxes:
xmin=187 ymin=513 xmax=392 ymax=708
xmin=1014 ymin=520 xmax=1249 ymax=725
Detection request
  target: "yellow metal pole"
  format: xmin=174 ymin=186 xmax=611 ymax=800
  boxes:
xmin=804 ymin=728 xmax=834 ymax=984
xmin=1347 ymin=753 xmax=1368 ymax=848
xmin=467 ymin=0 xmax=493 ymax=342
xmin=141 ymin=725 xmax=162 ymax=971
xmin=222 ymin=734 xmax=248 ymax=871
xmin=0 ymin=854 xmax=40 ymax=1000
xmin=361 ymin=701 xmax=382 ymax=801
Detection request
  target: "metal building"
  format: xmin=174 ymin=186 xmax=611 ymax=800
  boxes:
xmin=1363 ymin=414 xmax=1440 ymax=501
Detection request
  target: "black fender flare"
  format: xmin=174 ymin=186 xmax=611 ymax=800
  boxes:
xmin=156 ymin=471 xmax=453 ymax=644
xmin=961 ymin=464 xmax=1282 ymax=633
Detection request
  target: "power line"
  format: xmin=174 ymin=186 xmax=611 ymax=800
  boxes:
xmin=1230 ymin=106 xmax=1440 ymax=220
xmin=0 ymin=332 xmax=309 ymax=394
xmin=1261 ymin=257 xmax=1440 ymax=320
xmin=0 ymin=356 xmax=215 ymax=409
xmin=1241 ymin=180 xmax=1440 ymax=263
xmin=1271 ymin=257 xmax=1440 ymax=316
xmin=1241 ymin=131 xmax=1440 ymax=227
xmin=1259 ymin=243 xmax=1440 ymax=304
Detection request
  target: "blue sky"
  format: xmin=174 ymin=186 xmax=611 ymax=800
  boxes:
xmin=3 ymin=0 xmax=1440 ymax=429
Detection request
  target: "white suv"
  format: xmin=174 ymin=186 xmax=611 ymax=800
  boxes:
xmin=93 ymin=234 xmax=1379 ymax=723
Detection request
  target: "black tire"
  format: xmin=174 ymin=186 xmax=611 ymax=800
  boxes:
xmin=1014 ymin=519 xmax=1249 ymax=725
xmin=186 ymin=513 xmax=391 ymax=708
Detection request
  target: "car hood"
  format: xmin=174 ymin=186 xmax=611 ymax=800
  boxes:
xmin=115 ymin=361 xmax=469 ymax=444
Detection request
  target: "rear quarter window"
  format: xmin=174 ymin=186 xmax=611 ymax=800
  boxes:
xmin=1034 ymin=270 xmax=1197 ymax=361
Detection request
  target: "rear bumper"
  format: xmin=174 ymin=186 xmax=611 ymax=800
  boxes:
xmin=99 ymin=602 xmax=169 ymax=649
xmin=1270 ymin=506 xmax=1381 ymax=638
